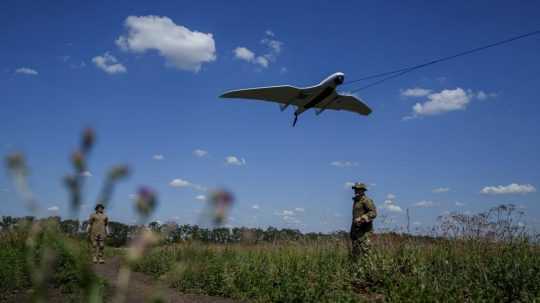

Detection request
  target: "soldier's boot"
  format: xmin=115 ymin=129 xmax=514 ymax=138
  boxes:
xmin=98 ymin=243 xmax=105 ymax=264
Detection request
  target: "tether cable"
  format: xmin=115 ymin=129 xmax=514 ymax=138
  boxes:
xmin=343 ymin=29 xmax=540 ymax=92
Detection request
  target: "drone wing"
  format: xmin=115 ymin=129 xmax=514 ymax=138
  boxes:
xmin=220 ymin=85 xmax=311 ymax=106
xmin=319 ymin=93 xmax=372 ymax=116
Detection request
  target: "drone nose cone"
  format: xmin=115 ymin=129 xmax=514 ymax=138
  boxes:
xmin=334 ymin=75 xmax=345 ymax=85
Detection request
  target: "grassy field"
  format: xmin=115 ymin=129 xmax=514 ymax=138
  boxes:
xmin=0 ymin=222 xmax=106 ymax=302
xmin=132 ymin=235 xmax=540 ymax=303
xmin=1 ymin=221 xmax=540 ymax=302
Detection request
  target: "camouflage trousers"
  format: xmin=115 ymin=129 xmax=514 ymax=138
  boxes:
xmin=90 ymin=234 xmax=105 ymax=261
xmin=350 ymin=232 xmax=372 ymax=262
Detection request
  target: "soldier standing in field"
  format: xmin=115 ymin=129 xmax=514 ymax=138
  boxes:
xmin=87 ymin=203 xmax=109 ymax=264
xmin=350 ymin=183 xmax=377 ymax=261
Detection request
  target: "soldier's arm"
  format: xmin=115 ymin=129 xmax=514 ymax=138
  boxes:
xmin=105 ymin=216 xmax=109 ymax=235
xmin=86 ymin=214 xmax=94 ymax=233
xmin=365 ymin=198 xmax=377 ymax=221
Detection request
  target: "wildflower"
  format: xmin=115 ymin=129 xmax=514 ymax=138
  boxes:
xmin=135 ymin=187 xmax=157 ymax=220
xmin=210 ymin=189 xmax=234 ymax=225
xmin=5 ymin=152 xmax=27 ymax=175
xmin=108 ymin=165 xmax=130 ymax=181
xmin=81 ymin=128 xmax=95 ymax=153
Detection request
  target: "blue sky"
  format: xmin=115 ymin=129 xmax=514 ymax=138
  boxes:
xmin=1 ymin=0 xmax=539 ymax=232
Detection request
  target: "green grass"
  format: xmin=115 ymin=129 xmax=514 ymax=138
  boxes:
xmin=2 ymin=222 xmax=539 ymax=302
xmin=134 ymin=241 xmax=360 ymax=302
xmin=0 ymin=224 xmax=106 ymax=302
xmin=133 ymin=237 xmax=540 ymax=303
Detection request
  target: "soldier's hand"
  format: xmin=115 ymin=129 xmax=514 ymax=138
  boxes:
xmin=355 ymin=215 xmax=369 ymax=225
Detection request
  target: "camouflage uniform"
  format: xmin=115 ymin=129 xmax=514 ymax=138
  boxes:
xmin=350 ymin=183 xmax=377 ymax=261
xmin=88 ymin=207 xmax=108 ymax=263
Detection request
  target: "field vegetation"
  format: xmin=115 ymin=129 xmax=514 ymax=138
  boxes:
xmin=2 ymin=204 xmax=539 ymax=302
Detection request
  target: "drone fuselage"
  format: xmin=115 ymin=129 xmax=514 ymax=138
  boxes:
xmin=294 ymin=72 xmax=344 ymax=116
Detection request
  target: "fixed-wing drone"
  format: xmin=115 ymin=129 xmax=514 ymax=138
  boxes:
xmin=220 ymin=72 xmax=372 ymax=126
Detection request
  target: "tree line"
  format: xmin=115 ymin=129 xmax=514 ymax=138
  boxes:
xmin=0 ymin=215 xmax=349 ymax=247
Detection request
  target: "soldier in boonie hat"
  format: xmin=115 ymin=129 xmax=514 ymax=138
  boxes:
xmin=87 ymin=203 xmax=109 ymax=264
xmin=349 ymin=182 xmax=376 ymax=262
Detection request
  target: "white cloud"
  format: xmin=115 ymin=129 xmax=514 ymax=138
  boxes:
xmin=476 ymin=91 xmax=497 ymax=100
xmin=381 ymin=194 xmax=402 ymax=212
xmin=261 ymin=36 xmax=282 ymax=55
xmin=169 ymin=178 xmax=206 ymax=191
xmin=455 ymin=201 xmax=465 ymax=206
xmin=480 ymin=183 xmax=536 ymax=195
xmin=233 ymin=47 xmax=268 ymax=68
xmin=254 ymin=56 xmax=269 ymax=68
xmin=401 ymin=88 xmax=432 ymax=97
xmin=275 ymin=209 xmax=298 ymax=218
xmin=193 ymin=149 xmax=208 ymax=157
xmin=234 ymin=47 xmax=255 ymax=62
xmin=116 ymin=15 xmax=216 ymax=72
xmin=92 ymin=52 xmax=127 ymax=74
xmin=169 ymin=178 xmax=191 ymax=188
xmin=275 ymin=209 xmax=302 ymax=224
xmin=252 ymin=204 xmax=260 ymax=210
xmin=330 ymin=161 xmax=358 ymax=168
xmin=15 ymin=67 xmax=38 ymax=75
xmin=413 ymin=88 xmax=471 ymax=116
xmin=413 ymin=221 xmax=422 ymax=226
xmin=225 ymin=156 xmax=246 ymax=166
xmin=405 ymin=87 xmax=497 ymax=119
xmin=80 ymin=171 xmax=92 ymax=177
xmin=282 ymin=210 xmax=294 ymax=216
xmin=381 ymin=204 xmax=403 ymax=213
xmin=195 ymin=195 xmax=206 ymax=201
xmin=47 ymin=206 xmax=59 ymax=212
xmin=294 ymin=207 xmax=305 ymax=212
xmin=233 ymin=31 xmax=283 ymax=69
xmin=153 ymin=154 xmax=164 ymax=160
xmin=432 ymin=187 xmax=450 ymax=193
xmin=414 ymin=200 xmax=437 ymax=208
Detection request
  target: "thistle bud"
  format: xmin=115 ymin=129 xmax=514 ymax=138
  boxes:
xmin=210 ymin=189 xmax=234 ymax=225
xmin=5 ymin=152 xmax=26 ymax=175
xmin=81 ymin=128 xmax=95 ymax=153
xmin=108 ymin=165 xmax=130 ymax=181
xmin=135 ymin=186 xmax=157 ymax=219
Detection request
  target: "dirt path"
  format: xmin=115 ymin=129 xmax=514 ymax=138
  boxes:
xmin=93 ymin=256 xmax=239 ymax=303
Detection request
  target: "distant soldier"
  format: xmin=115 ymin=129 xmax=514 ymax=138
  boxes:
xmin=350 ymin=183 xmax=377 ymax=261
xmin=87 ymin=203 xmax=108 ymax=264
